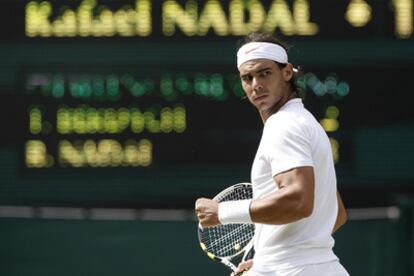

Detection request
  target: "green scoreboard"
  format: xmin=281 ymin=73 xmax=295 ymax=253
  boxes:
xmin=0 ymin=0 xmax=413 ymax=207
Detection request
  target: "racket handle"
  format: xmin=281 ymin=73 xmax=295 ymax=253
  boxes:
xmin=234 ymin=269 xmax=249 ymax=276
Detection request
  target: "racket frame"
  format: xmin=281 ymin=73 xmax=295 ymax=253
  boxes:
xmin=198 ymin=182 xmax=255 ymax=273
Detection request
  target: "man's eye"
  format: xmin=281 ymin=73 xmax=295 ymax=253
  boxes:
xmin=242 ymin=76 xmax=252 ymax=82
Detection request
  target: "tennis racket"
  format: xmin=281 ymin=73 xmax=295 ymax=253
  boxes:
xmin=198 ymin=182 xmax=255 ymax=275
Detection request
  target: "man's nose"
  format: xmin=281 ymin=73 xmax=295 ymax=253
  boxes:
xmin=252 ymin=78 xmax=263 ymax=92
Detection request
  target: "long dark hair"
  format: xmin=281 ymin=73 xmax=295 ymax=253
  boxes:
xmin=238 ymin=32 xmax=304 ymax=99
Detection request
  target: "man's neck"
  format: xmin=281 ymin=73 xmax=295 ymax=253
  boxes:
xmin=260 ymin=92 xmax=296 ymax=123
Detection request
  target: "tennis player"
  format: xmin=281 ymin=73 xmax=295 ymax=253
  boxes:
xmin=195 ymin=32 xmax=349 ymax=276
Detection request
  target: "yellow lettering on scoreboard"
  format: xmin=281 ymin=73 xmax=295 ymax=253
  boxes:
xmin=25 ymin=140 xmax=54 ymax=168
xmin=29 ymin=107 xmax=42 ymax=134
xmin=329 ymin=138 xmax=340 ymax=164
xmin=57 ymin=105 xmax=186 ymax=134
xmin=25 ymin=0 xmax=151 ymax=37
xmin=320 ymin=106 xmax=341 ymax=164
xmin=320 ymin=105 xmax=340 ymax=132
xmin=229 ymin=0 xmax=265 ymax=35
xmin=162 ymin=0 xmax=198 ymax=36
xmin=24 ymin=0 xmax=413 ymax=39
xmin=163 ymin=0 xmax=318 ymax=36
xmin=25 ymin=0 xmax=318 ymax=37
xmin=197 ymin=0 xmax=229 ymax=36
xmin=391 ymin=0 xmax=413 ymax=38
xmin=262 ymin=0 xmax=318 ymax=35
xmin=294 ymin=0 xmax=318 ymax=35
xmin=58 ymin=139 xmax=153 ymax=167
xmin=262 ymin=0 xmax=294 ymax=35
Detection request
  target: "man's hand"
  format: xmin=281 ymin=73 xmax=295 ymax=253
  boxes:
xmin=194 ymin=198 xmax=220 ymax=227
xmin=231 ymin=259 xmax=253 ymax=276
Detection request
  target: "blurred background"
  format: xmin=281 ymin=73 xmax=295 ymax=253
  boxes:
xmin=0 ymin=0 xmax=413 ymax=275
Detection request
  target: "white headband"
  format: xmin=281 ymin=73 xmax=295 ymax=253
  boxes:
xmin=237 ymin=42 xmax=288 ymax=69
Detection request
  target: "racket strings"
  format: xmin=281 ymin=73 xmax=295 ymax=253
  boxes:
xmin=216 ymin=186 xmax=253 ymax=203
xmin=199 ymin=184 xmax=254 ymax=258
xmin=202 ymin=223 xmax=254 ymax=257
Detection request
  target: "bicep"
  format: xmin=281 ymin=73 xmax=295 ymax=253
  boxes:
xmin=274 ymin=166 xmax=315 ymax=214
xmin=274 ymin=166 xmax=315 ymax=193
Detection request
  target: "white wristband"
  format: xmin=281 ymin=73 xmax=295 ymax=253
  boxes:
xmin=218 ymin=199 xmax=253 ymax=225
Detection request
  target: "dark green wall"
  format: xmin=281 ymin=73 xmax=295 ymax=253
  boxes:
xmin=0 ymin=217 xmax=409 ymax=276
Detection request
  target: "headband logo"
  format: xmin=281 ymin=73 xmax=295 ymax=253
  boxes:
xmin=244 ymin=47 xmax=259 ymax=55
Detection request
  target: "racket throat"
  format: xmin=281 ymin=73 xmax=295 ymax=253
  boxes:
xmin=220 ymin=258 xmax=237 ymax=271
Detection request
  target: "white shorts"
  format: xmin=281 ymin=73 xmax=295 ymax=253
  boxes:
xmin=245 ymin=260 xmax=350 ymax=276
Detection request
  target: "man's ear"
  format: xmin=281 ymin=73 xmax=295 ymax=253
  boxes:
xmin=283 ymin=63 xmax=293 ymax=82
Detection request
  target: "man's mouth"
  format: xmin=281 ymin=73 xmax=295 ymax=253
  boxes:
xmin=253 ymin=94 xmax=267 ymax=102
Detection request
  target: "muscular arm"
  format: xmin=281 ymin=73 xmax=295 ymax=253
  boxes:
xmin=250 ymin=166 xmax=315 ymax=224
xmin=195 ymin=167 xmax=314 ymax=227
xmin=332 ymin=191 xmax=347 ymax=234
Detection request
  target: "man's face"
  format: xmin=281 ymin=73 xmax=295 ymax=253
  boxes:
xmin=239 ymin=59 xmax=293 ymax=113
